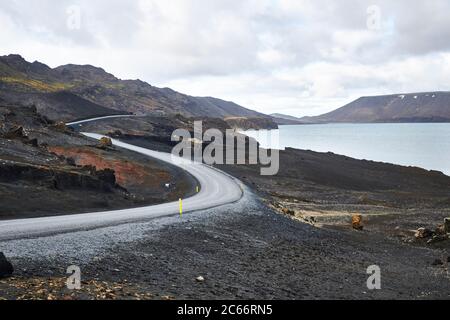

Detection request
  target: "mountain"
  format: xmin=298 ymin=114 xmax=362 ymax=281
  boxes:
xmin=270 ymin=113 xmax=307 ymax=125
xmin=303 ymin=92 xmax=450 ymax=123
xmin=0 ymin=54 xmax=276 ymax=128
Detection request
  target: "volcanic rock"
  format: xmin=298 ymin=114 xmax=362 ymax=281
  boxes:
xmin=0 ymin=253 xmax=14 ymax=279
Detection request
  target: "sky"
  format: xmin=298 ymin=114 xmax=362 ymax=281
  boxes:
xmin=1 ymin=0 xmax=450 ymax=117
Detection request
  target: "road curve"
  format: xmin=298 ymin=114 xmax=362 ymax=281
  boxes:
xmin=65 ymin=114 xmax=137 ymax=126
xmin=0 ymin=132 xmax=243 ymax=241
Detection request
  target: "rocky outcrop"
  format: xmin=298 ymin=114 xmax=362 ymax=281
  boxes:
xmin=414 ymin=220 xmax=450 ymax=245
xmin=0 ymin=253 xmax=13 ymax=279
xmin=0 ymin=161 xmax=119 ymax=192
xmin=445 ymin=218 xmax=450 ymax=233
xmin=414 ymin=228 xmax=434 ymax=239
xmin=51 ymin=121 xmax=69 ymax=132
xmin=1 ymin=125 xmax=39 ymax=147
xmin=93 ymin=168 xmax=116 ymax=186
xmin=97 ymin=137 xmax=113 ymax=149
xmin=225 ymin=117 xmax=278 ymax=130
xmin=2 ymin=126 xmax=26 ymax=139
xmin=0 ymin=103 xmax=194 ymax=219
xmin=352 ymin=214 xmax=364 ymax=230
xmin=48 ymin=146 xmax=166 ymax=188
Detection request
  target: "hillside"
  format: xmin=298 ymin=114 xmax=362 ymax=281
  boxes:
xmin=0 ymin=104 xmax=196 ymax=219
xmin=303 ymin=92 xmax=450 ymax=123
xmin=0 ymin=54 xmax=276 ymax=128
xmin=270 ymin=113 xmax=307 ymax=125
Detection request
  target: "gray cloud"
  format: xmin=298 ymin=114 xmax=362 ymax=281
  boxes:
xmin=0 ymin=0 xmax=449 ymax=116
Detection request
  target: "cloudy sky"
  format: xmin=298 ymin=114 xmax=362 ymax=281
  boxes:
xmin=1 ymin=0 xmax=450 ymax=117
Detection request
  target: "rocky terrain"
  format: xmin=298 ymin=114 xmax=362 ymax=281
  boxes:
xmin=1 ymin=114 xmax=450 ymax=300
xmin=1 ymin=54 xmax=450 ymax=299
xmin=302 ymin=92 xmax=450 ymax=123
xmin=0 ymin=54 xmax=276 ymax=129
xmin=217 ymin=147 xmax=450 ymax=246
xmin=224 ymin=116 xmax=278 ymax=130
xmin=1 ymin=186 xmax=449 ymax=300
xmin=0 ymin=105 xmax=196 ymax=219
xmin=83 ymin=116 xmax=450 ymax=249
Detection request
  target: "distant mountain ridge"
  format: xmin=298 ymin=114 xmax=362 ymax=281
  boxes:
xmin=270 ymin=113 xmax=307 ymax=125
xmin=302 ymin=92 xmax=450 ymax=123
xmin=0 ymin=54 xmax=276 ymax=129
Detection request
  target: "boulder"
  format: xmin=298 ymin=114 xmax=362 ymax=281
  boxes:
xmin=2 ymin=126 xmax=26 ymax=139
xmin=27 ymin=138 xmax=39 ymax=147
xmin=0 ymin=252 xmax=13 ymax=279
xmin=435 ymin=224 xmax=446 ymax=235
xmin=281 ymin=207 xmax=294 ymax=216
xmin=94 ymin=168 xmax=117 ymax=186
xmin=427 ymin=234 xmax=449 ymax=244
xmin=432 ymin=259 xmax=444 ymax=266
xmin=445 ymin=218 xmax=450 ymax=234
xmin=414 ymin=227 xmax=434 ymax=239
xmin=110 ymin=130 xmax=123 ymax=138
xmin=66 ymin=157 xmax=77 ymax=166
xmin=352 ymin=214 xmax=364 ymax=230
xmin=98 ymin=137 xmax=113 ymax=149
xmin=52 ymin=122 xmax=68 ymax=132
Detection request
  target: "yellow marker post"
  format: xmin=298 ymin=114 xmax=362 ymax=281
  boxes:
xmin=196 ymin=186 xmax=199 ymax=193
xmin=179 ymin=198 xmax=183 ymax=217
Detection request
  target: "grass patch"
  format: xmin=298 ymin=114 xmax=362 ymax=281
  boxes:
xmin=0 ymin=77 xmax=72 ymax=92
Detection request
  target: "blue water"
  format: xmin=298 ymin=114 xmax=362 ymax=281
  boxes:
xmin=244 ymin=123 xmax=450 ymax=175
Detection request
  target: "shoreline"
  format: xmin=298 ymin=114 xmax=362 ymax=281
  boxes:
xmin=241 ymin=122 xmax=450 ymax=177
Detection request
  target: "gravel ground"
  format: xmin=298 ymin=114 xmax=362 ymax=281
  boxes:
xmin=1 ymin=186 xmax=449 ymax=300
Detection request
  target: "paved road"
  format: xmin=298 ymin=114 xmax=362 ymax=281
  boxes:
xmin=65 ymin=114 xmax=137 ymax=126
xmin=0 ymin=132 xmax=243 ymax=241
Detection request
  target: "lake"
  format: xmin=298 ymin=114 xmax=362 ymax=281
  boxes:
xmin=244 ymin=123 xmax=450 ymax=175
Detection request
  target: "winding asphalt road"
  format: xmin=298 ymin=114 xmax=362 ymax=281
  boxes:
xmin=0 ymin=125 xmax=243 ymax=241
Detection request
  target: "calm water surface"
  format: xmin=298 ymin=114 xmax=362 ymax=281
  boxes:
xmin=244 ymin=123 xmax=450 ymax=175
